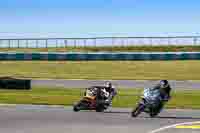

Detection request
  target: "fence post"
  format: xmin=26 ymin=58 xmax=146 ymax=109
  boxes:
xmin=74 ymin=39 xmax=77 ymax=47
xmin=84 ymin=39 xmax=87 ymax=48
xmin=45 ymin=40 xmax=48 ymax=48
xmin=193 ymin=37 xmax=197 ymax=45
xmin=36 ymin=40 xmax=39 ymax=48
xmin=26 ymin=40 xmax=28 ymax=48
xmin=0 ymin=40 xmax=3 ymax=47
xmin=8 ymin=40 xmax=11 ymax=48
xmin=94 ymin=38 xmax=96 ymax=47
xmin=64 ymin=40 xmax=68 ymax=48
xmin=55 ymin=39 xmax=58 ymax=48
xmin=17 ymin=40 xmax=20 ymax=48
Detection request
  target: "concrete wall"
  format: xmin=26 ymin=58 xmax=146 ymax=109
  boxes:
xmin=0 ymin=52 xmax=200 ymax=61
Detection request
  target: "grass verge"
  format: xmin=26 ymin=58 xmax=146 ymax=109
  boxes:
xmin=0 ymin=61 xmax=200 ymax=80
xmin=0 ymin=87 xmax=200 ymax=109
xmin=0 ymin=45 xmax=200 ymax=52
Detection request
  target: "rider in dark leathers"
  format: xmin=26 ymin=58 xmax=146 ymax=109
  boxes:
xmin=153 ymin=80 xmax=171 ymax=101
xmin=151 ymin=80 xmax=172 ymax=112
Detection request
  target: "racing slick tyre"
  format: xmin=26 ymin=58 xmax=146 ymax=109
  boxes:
xmin=96 ymin=108 xmax=103 ymax=112
xmin=73 ymin=104 xmax=81 ymax=112
xmin=96 ymin=102 xmax=105 ymax=112
xmin=149 ymin=111 xmax=158 ymax=118
xmin=131 ymin=104 xmax=144 ymax=117
xmin=73 ymin=101 xmax=86 ymax=112
xmin=149 ymin=103 xmax=163 ymax=117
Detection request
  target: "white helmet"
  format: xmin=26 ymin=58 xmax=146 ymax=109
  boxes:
xmin=105 ymin=81 xmax=112 ymax=88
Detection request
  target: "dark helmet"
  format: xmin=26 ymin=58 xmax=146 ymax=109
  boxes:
xmin=105 ymin=81 xmax=112 ymax=88
xmin=159 ymin=80 xmax=169 ymax=89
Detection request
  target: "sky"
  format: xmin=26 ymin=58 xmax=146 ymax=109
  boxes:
xmin=0 ymin=0 xmax=199 ymax=38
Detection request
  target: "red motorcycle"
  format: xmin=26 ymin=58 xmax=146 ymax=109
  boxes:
xmin=73 ymin=86 xmax=109 ymax=112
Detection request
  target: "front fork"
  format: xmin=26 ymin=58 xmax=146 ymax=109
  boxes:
xmin=138 ymin=98 xmax=158 ymax=114
xmin=139 ymin=98 xmax=149 ymax=113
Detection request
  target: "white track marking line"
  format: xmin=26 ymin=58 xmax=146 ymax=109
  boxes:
xmin=148 ymin=121 xmax=200 ymax=133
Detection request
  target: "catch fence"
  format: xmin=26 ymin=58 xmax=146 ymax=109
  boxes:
xmin=0 ymin=36 xmax=200 ymax=48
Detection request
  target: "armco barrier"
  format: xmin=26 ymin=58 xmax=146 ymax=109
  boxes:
xmin=0 ymin=52 xmax=200 ymax=61
xmin=0 ymin=77 xmax=31 ymax=90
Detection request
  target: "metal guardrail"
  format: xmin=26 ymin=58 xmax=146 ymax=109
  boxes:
xmin=0 ymin=36 xmax=199 ymax=48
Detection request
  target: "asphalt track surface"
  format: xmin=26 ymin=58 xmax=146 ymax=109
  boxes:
xmin=32 ymin=79 xmax=200 ymax=90
xmin=3 ymin=80 xmax=200 ymax=133
xmin=1 ymin=105 xmax=200 ymax=133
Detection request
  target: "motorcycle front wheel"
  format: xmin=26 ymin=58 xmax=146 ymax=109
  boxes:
xmin=131 ymin=103 xmax=145 ymax=117
xmin=73 ymin=100 xmax=89 ymax=112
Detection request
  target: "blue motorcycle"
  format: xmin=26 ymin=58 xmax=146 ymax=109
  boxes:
xmin=131 ymin=88 xmax=168 ymax=117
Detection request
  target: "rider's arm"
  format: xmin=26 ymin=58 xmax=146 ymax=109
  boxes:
xmin=151 ymin=84 xmax=160 ymax=91
xmin=167 ymin=86 xmax=172 ymax=96
xmin=163 ymin=87 xmax=172 ymax=101
xmin=106 ymin=87 xmax=117 ymax=102
xmin=111 ymin=87 xmax=117 ymax=97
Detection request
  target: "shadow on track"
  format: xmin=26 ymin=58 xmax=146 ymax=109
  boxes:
xmin=104 ymin=111 xmax=130 ymax=114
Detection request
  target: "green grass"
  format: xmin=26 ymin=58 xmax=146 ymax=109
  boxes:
xmin=0 ymin=88 xmax=83 ymax=105
xmin=0 ymin=61 xmax=200 ymax=80
xmin=1 ymin=45 xmax=200 ymax=52
xmin=0 ymin=87 xmax=200 ymax=109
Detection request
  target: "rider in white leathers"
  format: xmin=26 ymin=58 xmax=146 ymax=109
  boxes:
xmin=104 ymin=81 xmax=117 ymax=106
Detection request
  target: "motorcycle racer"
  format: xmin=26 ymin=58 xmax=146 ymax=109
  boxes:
xmin=82 ymin=81 xmax=117 ymax=107
xmin=152 ymin=80 xmax=172 ymax=101
xmin=150 ymin=80 xmax=172 ymax=114
xmin=131 ymin=80 xmax=172 ymax=117
xmin=104 ymin=81 xmax=117 ymax=107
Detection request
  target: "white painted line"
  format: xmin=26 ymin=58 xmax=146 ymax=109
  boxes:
xmin=148 ymin=121 xmax=200 ymax=133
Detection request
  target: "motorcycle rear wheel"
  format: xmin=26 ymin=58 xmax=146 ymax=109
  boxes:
xmin=149 ymin=111 xmax=158 ymax=118
xmin=73 ymin=104 xmax=81 ymax=112
xmin=96 ymin=103 xmax=105 ymax=112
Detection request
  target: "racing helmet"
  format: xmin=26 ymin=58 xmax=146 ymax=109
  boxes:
xmin=159 ymin=80 xmax=169 ymax=89
xmin=105 ymin=81 xmax=112 ymax=88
